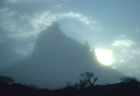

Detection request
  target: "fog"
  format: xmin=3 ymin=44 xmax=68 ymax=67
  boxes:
xmin=0 ymin=0 xmax=140 ymax=88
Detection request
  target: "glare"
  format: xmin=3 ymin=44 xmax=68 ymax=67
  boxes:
xmin=95 ymin=48 xmax=115 ymax=66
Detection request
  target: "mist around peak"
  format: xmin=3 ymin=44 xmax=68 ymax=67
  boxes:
xmin=2 ymin=22 xmax=121 ymax=89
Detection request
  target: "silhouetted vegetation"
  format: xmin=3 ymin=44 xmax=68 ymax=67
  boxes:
xmin=120 ymin=76 xmax=139 ymax=83
xmin=77 ymin=72 xmax=98 ymax=88
xmin=0 ymin=75 xmax=14 ymax=85
xmin=0 ymin=73 xmax=140 ymax=96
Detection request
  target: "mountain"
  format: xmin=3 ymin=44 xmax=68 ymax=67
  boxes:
xmin=2 ymin=22 xmax=122 ymax=89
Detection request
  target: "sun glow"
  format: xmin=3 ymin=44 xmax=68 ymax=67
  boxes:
xmin=95 ymin=48 xmax=115 ymax=66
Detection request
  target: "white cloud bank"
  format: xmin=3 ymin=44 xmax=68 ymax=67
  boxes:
xmin=111 ymin=37 xmax=140 ymax=78
xmin=112 ymin=39 xmax=135 ymax=48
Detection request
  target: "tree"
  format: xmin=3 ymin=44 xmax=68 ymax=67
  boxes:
xmin=120 ymin=76 xmax=139 ymax=83
xmin=78 ymin=72 xmax=98 ymax=88
xmin=0 ymin=75 xmax=15 ymax=85
xmin=84 ymin=41 xmax=90 ymax=50
xmin=27 ymin=84 xmax=38 ymax=89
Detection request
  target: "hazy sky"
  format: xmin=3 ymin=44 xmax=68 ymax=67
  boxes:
xmin=0 ymin=0 xmax=140 ymax=79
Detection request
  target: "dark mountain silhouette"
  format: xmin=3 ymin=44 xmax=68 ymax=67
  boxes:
xmin=2 ymin=22 xmax=122 ymax=89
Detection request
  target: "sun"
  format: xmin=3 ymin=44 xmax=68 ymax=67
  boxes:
xmin=94 ymin=48 xmax=115 ymax=66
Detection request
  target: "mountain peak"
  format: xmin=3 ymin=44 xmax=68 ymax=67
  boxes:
xmin=3 ymin=22 xmax=121 ymax=89
xmin=33 ymin=22 xmax=66 ymax=56
xmin=44 ymin=21 xmax=64 ymax=37
xmin=49 ymin=21 xmax=60 ymax=30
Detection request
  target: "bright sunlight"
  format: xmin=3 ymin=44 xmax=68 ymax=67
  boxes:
xmin=95 ymin=48 xmax=115 ymax=66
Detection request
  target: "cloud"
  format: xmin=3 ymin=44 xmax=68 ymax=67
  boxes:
xmin=54 ymin=4 xmax=65 ymax=8
xmin=0 ymin=5 xmax=100 ymax=61
xmin=0 ymin=7 xmax=98 ymax=39
xmin=0 ymin=0 xmax=98 ymax=40
xmin=112 ymin=39 xmax=135 ymax=48
xmin=32 ymin=11 xmax=95 ymax=28
xmin=5 ymin=0 xmax=19 ymax=3
xmin=0 ymin=0 xmax=68 ymax=15
xmin=64 ymin=0 xmax=69 ymax=2
xmin=111 ymin=39 xmax=136 ymax=64
xmin=0 ymin=8 xmax=35 ymax=38
xmin=110 ymin=36 xmax=140 ymax=78
xmin=0 ymin=0 xmax=101 ymax=68
xmin=135 ymin=29 xmax=140 ymax=32
xmin=0 ymin=39 xmax=5 ymax=43
xmin=131 ymin=50 xmax=140 ymax=54
xmin=58 ymin=12 xmax=94 ymax=25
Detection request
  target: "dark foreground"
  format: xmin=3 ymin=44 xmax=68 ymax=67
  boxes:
xmin=0 ymin=82 xmax=140 ymax=96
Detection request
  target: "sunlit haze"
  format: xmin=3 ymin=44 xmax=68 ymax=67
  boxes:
xmin=95 ymin=48 xmax=115 ymax=66
xmin=0 ymin=0 xmax=140 ymax=89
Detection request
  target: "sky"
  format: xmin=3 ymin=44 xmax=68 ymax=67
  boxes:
xmin=0 ymin=0 xmax=140 ymax=79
